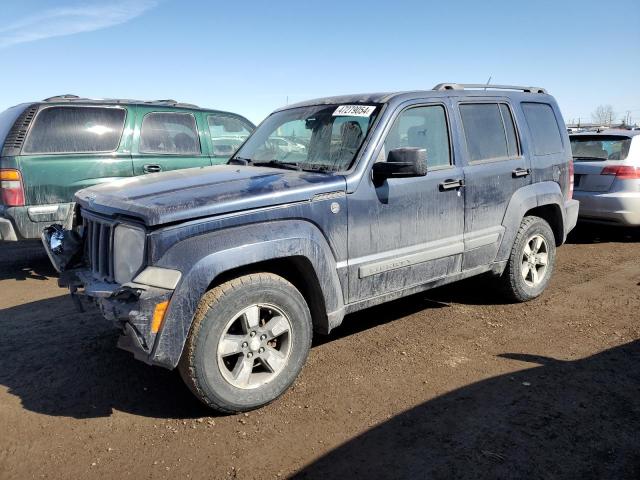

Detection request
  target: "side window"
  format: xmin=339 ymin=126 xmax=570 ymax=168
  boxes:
xmin=500 ymin=104 xmax=520 ymax=157
xmin=521 ymin=103 xmax=563 ymax=155
xmin=384 ymin=105 xmax=451 ymax=168
xmin=140 ymin=112 xmax=200 ymax=155
xmin=208 ymin=114 xmax=253 ymax=157
xmin=23 ymin=106 xmax=126 ymax=154
xmin=460 ymin=103 xmax=521 ymax=162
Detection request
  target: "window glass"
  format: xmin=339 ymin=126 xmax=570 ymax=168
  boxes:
xmin=570 ymin=135 xmax=632 ymax=161
xmin=208 ymin=114 xmax=253 ymax=158
xmin=140 ymin=112 xmax=200 ymax=154
xmin=233 ymin=104 xmax=380 ymax=172
xmin=23 ymin=106 xmax=125 ymax=154
xmin=500 ymin=104 xmax=520 ymax=157
xmin=522 ymin=103 xmax=563 ymax=155
xmin=383 ymin=105 xmax=451 ymax=167
xmin=460 ymin=103 xmax=509 ymax=162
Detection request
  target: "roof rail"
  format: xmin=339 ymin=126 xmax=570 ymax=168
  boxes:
xmin=432 ymin=83 xmax=547 ymax=94
xmin=42 ymin=94 xmax=82 ymax=102
xmin=148 ymin=99 xmax=178 ymax=104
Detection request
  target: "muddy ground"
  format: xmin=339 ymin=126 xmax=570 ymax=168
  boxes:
xmin=0 ymin=225 xmax=639 ymax=479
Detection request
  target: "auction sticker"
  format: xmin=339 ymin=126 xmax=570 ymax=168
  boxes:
xmin=333 ymin=105 xmax=376 ymax=117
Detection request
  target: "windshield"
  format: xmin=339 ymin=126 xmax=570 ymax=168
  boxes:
xmin=232 ymin=104 xmax=381 ymax=172
xmin=570 ymin=135 xmax=632 ymax=161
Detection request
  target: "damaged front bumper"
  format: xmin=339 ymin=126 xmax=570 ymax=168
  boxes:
xmin=43 ymin=225 xmax=177 ymax=367
xmin=59 ymin=268 xmax=175 ymax=366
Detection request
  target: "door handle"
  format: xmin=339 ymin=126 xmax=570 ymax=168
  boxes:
xmin=512 ymin=167 xmax=531 ymax=178
xmin=143 ymin=164 xmax=162 ymax=174
xmin=439 ymin=179 xmax=465 ymax=191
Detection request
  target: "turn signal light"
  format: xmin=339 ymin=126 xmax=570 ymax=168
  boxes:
xmin=601 ymin=165 xmax=640 ymax=180
xmin=0 ymin=169 xmax=25 ymax=206
xmin=151 ymin=300 xmax=169 ymax=334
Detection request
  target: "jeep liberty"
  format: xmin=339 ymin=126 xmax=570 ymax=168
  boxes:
xmin=43 ymin=84 xmax=579 ymax=412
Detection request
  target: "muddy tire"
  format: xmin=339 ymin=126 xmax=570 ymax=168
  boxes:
xmin=500 ymin=216 xmax=556 ymax=302
xmin=178 ymin=273 xmax=312 ymax=413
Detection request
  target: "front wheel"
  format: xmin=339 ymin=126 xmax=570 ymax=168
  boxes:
xmin=500 ymin=216 xmax=557 ymax=302
xmin=178 ymin=273 xmax=313 ymax=413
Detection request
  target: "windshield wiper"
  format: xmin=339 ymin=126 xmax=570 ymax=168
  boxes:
xmin=253 ymin=160 xmax=302 ymax=171
xmin=572 ymin=155 xmax=607 ymax=161
xmin=299 ymin=163 xmax=336 ymax=173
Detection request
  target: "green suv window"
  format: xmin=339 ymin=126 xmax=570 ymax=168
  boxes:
xmin=140 ymin=112 xmax=200 ymax=155
xmin=208 ymin=114 xmax=253 ymax=158
xmin=23 ymin=106 xmax=126 ymax=154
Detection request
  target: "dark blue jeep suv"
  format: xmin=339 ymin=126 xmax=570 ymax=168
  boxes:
xmin=44 ymin=83 xmax=579 ymax=412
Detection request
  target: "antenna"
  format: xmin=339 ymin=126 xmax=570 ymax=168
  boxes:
xmin=485 ymin=76 xmax=492 ymax=91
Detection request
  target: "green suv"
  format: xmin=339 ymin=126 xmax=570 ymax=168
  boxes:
xmin=0 ymin=95 xmax=254 ymax=241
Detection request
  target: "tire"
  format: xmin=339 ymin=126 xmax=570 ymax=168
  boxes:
xmin=178 ymin=273 xmax=313 ymax=413
xmin=500 ymin=216 xmax=557 ymax=302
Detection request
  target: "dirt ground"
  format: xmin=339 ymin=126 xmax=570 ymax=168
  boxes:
xmin=1 ymin=225 xmax=639 ymax=480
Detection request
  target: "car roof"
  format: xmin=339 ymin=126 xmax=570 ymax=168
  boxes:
xmin=277 ymin=84 xmax=552 ymax=112
xmin=16 ymin=95 xmax=252 ymax=120
xmin=570 ymin=129 xmax=640 ymax=138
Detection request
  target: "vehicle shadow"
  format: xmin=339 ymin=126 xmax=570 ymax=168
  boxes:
xmin=0 ymin=295 xmax=208 ymax=419
xmin=566 ymin=223 xmax=640 ymax=244
xmin=295 ymin=341 xmax=640 ymax=479
xmin=0 ymin=240 xmax=55 ymax=281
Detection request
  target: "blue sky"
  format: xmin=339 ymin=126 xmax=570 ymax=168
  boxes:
xmin=0 ymin=0 xmax=639 ymax=125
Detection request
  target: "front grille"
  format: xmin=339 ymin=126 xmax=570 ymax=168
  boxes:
xmin=83 ymin=213 xmax=115 ymax=282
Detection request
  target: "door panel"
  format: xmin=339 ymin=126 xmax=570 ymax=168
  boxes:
xmin=347 ymin=102 xmax=464 ymax=303
xmin=456 ymin=100 xmax=532 ymax=270
xmin=131 ymin=107 xmax=211 ymax=175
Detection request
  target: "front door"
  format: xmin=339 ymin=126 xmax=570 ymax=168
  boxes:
xmin=347 ymin=102 xmax=465 ymax=303
xmin=131 ymin=107 xmax=211 ymax=176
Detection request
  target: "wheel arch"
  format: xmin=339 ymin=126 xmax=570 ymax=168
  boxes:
xmin=148 ymin=220 xmax=345 ymax=369
xmin=497 ymin=181 xmax=566 ymax=263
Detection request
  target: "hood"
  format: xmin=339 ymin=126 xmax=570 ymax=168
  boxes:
xmin=75 ymin=165 xmax=346 ymax=226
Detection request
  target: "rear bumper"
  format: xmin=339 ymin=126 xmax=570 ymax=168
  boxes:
xmin=0 ymin=213 xmax=18 ymax=241
xmin=573 ymin=191 xmax=640 ymax=226
xmin=0 ymin=203 xmax=74 ymax=241
xmin=564 ymin=199 xmax=580 ymax=238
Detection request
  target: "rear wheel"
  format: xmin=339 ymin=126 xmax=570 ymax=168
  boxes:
xmin=179 ymin=273 xmax=312 ymax=413
xmin=501 ymin=216 xmax=556 ymax=302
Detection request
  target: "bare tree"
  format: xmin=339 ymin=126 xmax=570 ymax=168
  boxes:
xmin=591 ymin=105 xmax=615 ymax=126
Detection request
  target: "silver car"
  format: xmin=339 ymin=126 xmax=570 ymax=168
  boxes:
xmin=571 ymin=130 xmax=640 ymax=226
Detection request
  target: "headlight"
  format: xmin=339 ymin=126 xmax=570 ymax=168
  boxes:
xmin=113 ymin=225 xmax=146 ymax=284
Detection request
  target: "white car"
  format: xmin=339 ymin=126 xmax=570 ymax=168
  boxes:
xmin=571 ymin=130 xmax=640 ymax=226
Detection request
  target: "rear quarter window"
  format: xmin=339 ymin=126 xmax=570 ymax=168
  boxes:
xmin=23 ymin=106 xmax=126 ymax=154
xmin=521 ymin=103 xmax=563 ymax=155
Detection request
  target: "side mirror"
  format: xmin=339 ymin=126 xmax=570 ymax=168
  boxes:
xmin=372 ymin=147 xmax=427 ymax=181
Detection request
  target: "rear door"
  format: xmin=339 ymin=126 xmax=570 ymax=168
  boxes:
xmin=131 ymin=107 xmax=211 ymax=175
xmin=455 ymin=99 xmax=531 ymax=270
xmin=17 ymin=104 xmax=134 ymax=210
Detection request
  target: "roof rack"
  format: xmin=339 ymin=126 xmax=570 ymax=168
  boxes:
xmin=42 ymin=94 xmax=82 ymax=101
xmin=433 ymin=83 xmax=547 ymax=94
xmin=145 ymin=99 xmax=200 ymax=108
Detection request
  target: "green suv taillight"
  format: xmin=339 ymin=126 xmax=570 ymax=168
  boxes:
xmin=0 ymin=169 xmax=25 ymax=206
